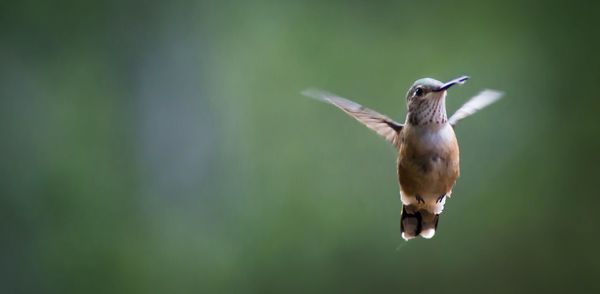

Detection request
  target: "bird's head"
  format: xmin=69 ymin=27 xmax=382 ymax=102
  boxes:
xmin=405 ymin=76 xmax=469 ymax=126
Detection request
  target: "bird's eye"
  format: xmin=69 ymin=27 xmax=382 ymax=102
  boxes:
xmin=415 ymin=87 xmax=424 ymax=97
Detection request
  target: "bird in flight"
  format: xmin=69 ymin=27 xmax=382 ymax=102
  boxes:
xmin=303 ymin=76 xmax=503 ymax=240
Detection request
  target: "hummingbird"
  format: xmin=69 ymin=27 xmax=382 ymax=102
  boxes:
xmin=303 ymin=76 xmax=503 ymax=240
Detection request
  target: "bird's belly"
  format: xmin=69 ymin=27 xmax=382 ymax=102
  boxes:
xmin=398 ymin=155 xmax=458 ymax=197
xmin=397 ymin=125 xmax=460 ymax=200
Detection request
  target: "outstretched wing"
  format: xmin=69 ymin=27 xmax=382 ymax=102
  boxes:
xmin=449 ymin=89 xmax=504 ymax=126
xmin=303 ymin=88 xmax=403 ymax=146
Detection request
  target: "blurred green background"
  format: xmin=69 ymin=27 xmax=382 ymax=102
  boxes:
xmin=2 ymin=0 xmax=599 ymax=293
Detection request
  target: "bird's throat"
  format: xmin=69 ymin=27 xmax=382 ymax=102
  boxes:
xmin=407 ymin=97 xmax=448 ymax=126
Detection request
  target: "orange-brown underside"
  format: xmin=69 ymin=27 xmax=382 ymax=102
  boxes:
xmin=397 ymin=127 xmax=460 ymax=199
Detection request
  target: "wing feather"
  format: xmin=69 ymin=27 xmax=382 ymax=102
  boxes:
xmin=449 ymin=89 xmax=504 ymax=126
xmin=303 ymin=88 xmax=403 ymax=145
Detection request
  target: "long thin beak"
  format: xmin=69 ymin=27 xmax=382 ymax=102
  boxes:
xmin=435 ymin=76 xmax=470 ymax=92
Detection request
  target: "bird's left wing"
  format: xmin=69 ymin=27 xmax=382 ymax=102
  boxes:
xmin=303 ymin=88 xmax=403 ymax=146
xmin=449 ymin=89 xmax=504 ymax=126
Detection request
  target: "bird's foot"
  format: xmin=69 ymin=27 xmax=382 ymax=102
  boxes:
xmin=436 ymin=194 xmax=445 ymax=203
xmin=416 ymin=195 xmax=425 ymax=204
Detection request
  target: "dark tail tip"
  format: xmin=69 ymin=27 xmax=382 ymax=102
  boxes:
xmin=401 ymin=205 xmax=440 ymax=240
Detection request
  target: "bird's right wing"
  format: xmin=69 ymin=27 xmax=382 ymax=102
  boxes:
xmin=303 ymin=88 xmax=403 ymax=146
xmin=449 ymin=89 xmax=504 ymax=126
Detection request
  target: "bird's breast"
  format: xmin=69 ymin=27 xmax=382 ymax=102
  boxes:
xmin=397 ymin=123 xmax=460 ymax=196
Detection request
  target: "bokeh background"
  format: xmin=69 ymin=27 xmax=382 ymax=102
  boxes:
xmin=2 ymin=0 xmax=600 ymax=293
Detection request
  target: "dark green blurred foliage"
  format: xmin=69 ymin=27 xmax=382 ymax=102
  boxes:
xmin=1 ymin=0 xmax=600 ymax=293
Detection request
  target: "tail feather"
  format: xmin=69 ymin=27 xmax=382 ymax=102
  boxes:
xmin=401 ymin=205 xmax=440 ymax=240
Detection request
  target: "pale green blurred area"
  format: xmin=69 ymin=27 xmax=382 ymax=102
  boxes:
xmin=2 ymin=0 xmax=600 ymax=293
